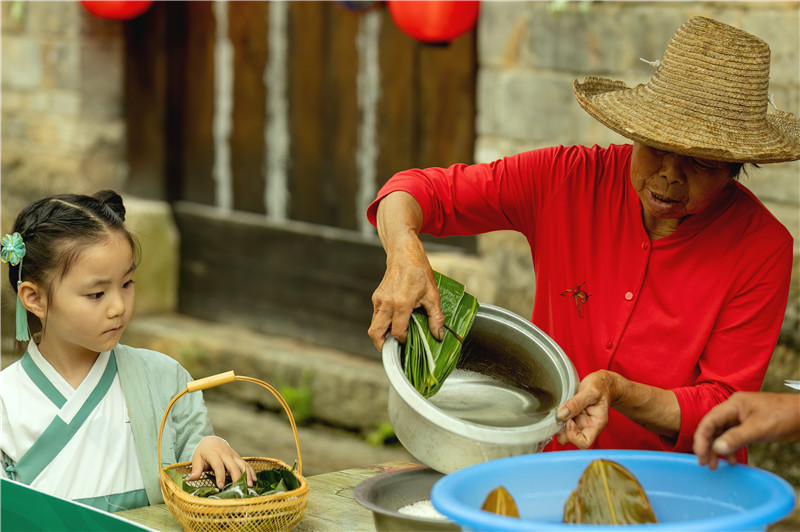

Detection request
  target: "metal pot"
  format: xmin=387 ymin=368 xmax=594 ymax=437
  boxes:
xmin=353 ymin=466 xmax=459 ymax=532
xmin=383 ymin=303 xmax=579 ymax=473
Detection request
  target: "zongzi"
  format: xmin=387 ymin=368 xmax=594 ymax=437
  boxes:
xmin=402 ymin=271 xmax=479 ymax=398
xmin=563 ymin=459 xmax=657 ymax=524
xmin=481 ymin=486 xmax=520 ymax=518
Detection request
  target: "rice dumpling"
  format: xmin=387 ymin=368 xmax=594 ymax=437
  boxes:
xmin=402 ymin=271 xmax=478 ymax=398
xmin=563 ymin=459 xmax=657 ymax=524
xmin=481 ymin=486 xmax=520 ymax=518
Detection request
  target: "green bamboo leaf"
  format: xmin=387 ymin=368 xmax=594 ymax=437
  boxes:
xmin=209 ymin=472 xmax=250 ymax=499
xmin=255 ymin=467 xmax=300 ymax=492
xmin=168 ymin=468 xmax=298 ymax=499
xmin=402 ymin=271 xmax=479 ymax=398
xmin=165 ymin=469 xmax=187 ymax=492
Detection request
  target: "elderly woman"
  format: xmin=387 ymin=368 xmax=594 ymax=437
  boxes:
xmin=366 ymin=17 xmax=799 ymax=463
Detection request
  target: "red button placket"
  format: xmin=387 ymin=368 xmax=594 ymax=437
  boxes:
xmin=606 ymin=239 xmax=650 ymax=355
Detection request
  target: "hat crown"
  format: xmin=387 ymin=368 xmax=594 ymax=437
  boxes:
xmin=573 ymin=16 xmax=800 ymax=163
xmin=650 ymin=17 xmax=770 ymax=128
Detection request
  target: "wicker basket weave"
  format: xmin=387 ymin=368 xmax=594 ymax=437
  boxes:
xmin=157 ymin=371 xmax=309 ymax=532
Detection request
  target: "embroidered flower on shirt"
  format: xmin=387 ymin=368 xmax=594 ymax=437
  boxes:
xmin=561 ymin=281 xmax=591 ymax=318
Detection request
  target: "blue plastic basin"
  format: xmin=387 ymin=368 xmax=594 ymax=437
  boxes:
xmin=431 ymin=450 xmax=795 ymax=531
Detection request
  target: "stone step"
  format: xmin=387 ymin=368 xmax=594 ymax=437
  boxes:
xmin=122 ymin=313 xmax=392 ymax=433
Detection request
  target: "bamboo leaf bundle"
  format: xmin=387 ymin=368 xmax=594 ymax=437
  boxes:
xmin=402 ymin=271 xmax=478 ymax=398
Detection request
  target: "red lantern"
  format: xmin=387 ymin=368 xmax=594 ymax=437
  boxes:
xmin=387 ymin=0 xmax=480 ymax=45
xmin=80 ymin=0 xmax=154 ymax=21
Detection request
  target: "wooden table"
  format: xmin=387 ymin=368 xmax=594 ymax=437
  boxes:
xmin=116 ymin=461 xmax=421 ymax=531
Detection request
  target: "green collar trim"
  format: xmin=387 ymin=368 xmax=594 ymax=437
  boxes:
xmin=12 ymin=351 xmax=117 ymax=484
xmin=20 ymin=351 xmax=66 ymax=408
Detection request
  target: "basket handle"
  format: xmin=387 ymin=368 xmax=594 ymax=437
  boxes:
xmin=187 ymin=370 xmax=236 ymax=392
xmin=157 ymin=371 xmax=303 ymax=476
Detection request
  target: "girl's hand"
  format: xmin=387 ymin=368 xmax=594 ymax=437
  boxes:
xmin=555 ymin=370 xmax=617 ymax=449
xmin=189 ymin=436 xmax=256 ymax=489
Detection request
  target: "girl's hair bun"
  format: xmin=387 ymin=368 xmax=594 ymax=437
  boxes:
xmin=93 ymin=189 xmax=126 ymax=221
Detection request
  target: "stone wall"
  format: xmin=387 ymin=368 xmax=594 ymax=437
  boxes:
xmin=0 ymin=1 xmax=176 ymax=354
xmin=1 ymin=1 xmax=128 ymax=215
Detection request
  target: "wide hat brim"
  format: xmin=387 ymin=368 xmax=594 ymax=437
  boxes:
xmin=573 ymin=17 xmax=800 ymax=164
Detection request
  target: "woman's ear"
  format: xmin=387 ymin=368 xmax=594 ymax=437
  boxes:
xmin=17 ymin=281 xmax=47 ymax=319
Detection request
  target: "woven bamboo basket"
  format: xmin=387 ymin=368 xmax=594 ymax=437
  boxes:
xmin=157 ymin=371 xmax=309 ymax=532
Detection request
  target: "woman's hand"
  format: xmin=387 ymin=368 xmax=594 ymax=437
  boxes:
xmin=189 ymin=436 xmax=256 ymax=489
xmin=368 ymin=243 xmax=443 ymax=350
xmin=693 ymin=392 xmax=800 ymax=470
xmin=555 ymin=370 xmax=617 ymax=448
xmin=556 ymin=369 xmax=682 ymax=449
xmin=368 ymin=192 xmax=445 ymax=350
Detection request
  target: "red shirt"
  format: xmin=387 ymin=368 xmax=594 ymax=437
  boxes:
xmin=367 ymin=144 xmax=793 ymax=462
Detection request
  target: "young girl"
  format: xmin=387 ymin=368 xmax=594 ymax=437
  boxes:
xmin=0 ymin=190 xmax=254 ymax=512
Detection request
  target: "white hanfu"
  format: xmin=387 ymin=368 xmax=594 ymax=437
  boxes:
xmin=0 ymin=342 xmax=147 ymax=511
xmin=0 ymin=342 xmax=214 ymax=511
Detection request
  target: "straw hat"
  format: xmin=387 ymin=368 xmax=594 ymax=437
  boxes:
xmin=574 ymin=16 xmax=800 ymax=163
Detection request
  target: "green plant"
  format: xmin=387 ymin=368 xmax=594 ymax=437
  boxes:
xmin=366 ymin=422 xmax=398 ymax=446
xmin=278 ymin=373 xmax=314 ymax=424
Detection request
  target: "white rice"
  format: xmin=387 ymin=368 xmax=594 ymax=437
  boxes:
xmin=397 ymin=499 xmax=448 ymax=520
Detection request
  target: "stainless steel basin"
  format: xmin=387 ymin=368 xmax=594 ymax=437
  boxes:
xmin=383 ymin=303 xmax=579 ymax=473
xmin=353 ymin=466 xmax=458 ymax=532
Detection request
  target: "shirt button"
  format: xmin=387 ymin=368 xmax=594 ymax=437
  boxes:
xmin=625 ymin=291 xmax=633 ymax=301
xmin=606 ymin=341 xmax=614 ymax=349
xmin=641 ymin=241 xmax=649 ymax=250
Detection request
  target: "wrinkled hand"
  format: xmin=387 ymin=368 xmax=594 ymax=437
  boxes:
xmin=367 ymin=239 xmax=445 ymax=350
xmin=693 ymin=392 xmax=800 ymax=470
xmin=556 ymin=370 xmax=617 ymax=449
xmin=189 ymin=436 xmax=256 ymax=489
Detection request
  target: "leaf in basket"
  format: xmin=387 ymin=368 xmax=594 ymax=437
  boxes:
xmin=402 ymin=271 xmax=479 ymax=398
xmin=259 ymin=478 xmax=288 ymax=497
xmin=192 ymin=486 xmax=222 ymax=497
xmin=166 ymin=468 xmax=221 ymax=497
xmin=209 ymin=472 xmax=250 ymax=499
xmin=563 ymin=459 xmax=657 ymax=524
xmin=256 ymin=467 xmax=300 ymax=493
xmin=166 ymin=469 xmax=187 ymax=491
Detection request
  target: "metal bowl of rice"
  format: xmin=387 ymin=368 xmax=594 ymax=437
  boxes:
xmin=353 ymin=466 xmax=458 ymax=532
xmin=383 ymin=303 xmax=579 ymax=474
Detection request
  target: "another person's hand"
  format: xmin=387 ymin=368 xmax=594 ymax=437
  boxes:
xmin=693 ymin=392 xmax=800 ymax=470
xmin=189 ymin=436 xmax=256 ymax=489
xmin=555 ymin=370 xmax=617 ymax=449
xmin=368 ymin=192 xmax=446 ymax=350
